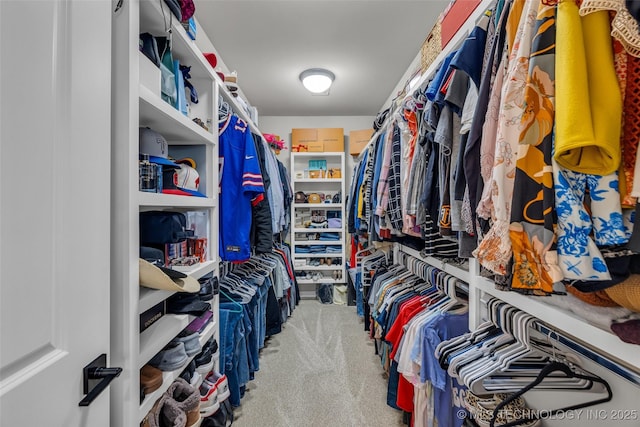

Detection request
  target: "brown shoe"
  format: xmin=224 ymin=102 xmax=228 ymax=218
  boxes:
xmin=141 ymin=364 xmax=163 ymax=395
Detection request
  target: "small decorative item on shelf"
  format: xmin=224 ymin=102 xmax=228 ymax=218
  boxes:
xmin=309 ymin=159 xmax=327 ymax=170
xmin=139 ymin=153 xmax=159 ymax=193
xmin=264 ymin=133 xmax=287 ymax=154
xmin=309 ymin=170 xmax=325 ymax=179
xmin=192 ymin=118 xmax=208 ymax=131
xmin=328 ymin=168 xmax=341 ymax=178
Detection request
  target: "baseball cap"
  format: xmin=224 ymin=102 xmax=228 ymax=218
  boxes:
xmin=162 ymin=163 xmax=206 ymax=197
xmin=139 ymin=259 xmax=200 ymax=293
xmin=139 ymin=127 xmax=179 ymax=167
xmin=295 ymin=191 xmax=307 ymax=203
xmin=307 ymin=193 xmax=321 ymax=204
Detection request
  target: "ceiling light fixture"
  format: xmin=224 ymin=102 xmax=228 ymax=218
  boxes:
xmin=299 ymin=68 xmax=335 ymax=94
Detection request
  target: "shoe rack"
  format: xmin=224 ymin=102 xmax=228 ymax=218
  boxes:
xmin=290 ymin=152 xmax=346 ymax=299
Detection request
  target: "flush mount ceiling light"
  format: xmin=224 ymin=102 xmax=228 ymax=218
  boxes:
xmin=299 ymin=68 xmax=335 ymax=94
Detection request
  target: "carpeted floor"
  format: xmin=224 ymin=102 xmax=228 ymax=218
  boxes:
xmin=231 ymin=300 xmax=405 ymax=427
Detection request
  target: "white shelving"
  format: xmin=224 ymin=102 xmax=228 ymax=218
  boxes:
xmin=393 ymin=242 xmax=640 ymax=382
xmin=293 ymin=203 xmax=343 ymax=208
xmin=293 ymin=228 xmax=344 ymax=233
xmin=172 ymin=260 xmax=217 ymax=278
xmin=138 ymin=314 xmax=193 ymax=370
xmin=112 ymin=1 xmax=223 ymax=425
xmin=138 ymin=192 xmax=216 ymax=208
xmin=291 ymin=151 xmax=346 ymax=297
xmin=138 ymin=320 xmax=216 ymax=420
xmin=139 ymin=288 xmax=176 ymax=314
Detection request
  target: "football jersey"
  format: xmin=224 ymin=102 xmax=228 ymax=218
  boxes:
xmin=219 ymin=115 xmax=264 ymax=261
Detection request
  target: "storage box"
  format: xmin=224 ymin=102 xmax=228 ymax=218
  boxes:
xmin=440 ymin=0 xmax=482 ymax=48
xmin=308 ymin=141 xmax=324 ymax=152
xmin=309 ymin=160 xmax=327 ymax=170
xmin=292 ymin=128 xmax=344 ymax=152
xmin=349 ymin=129 xmax=374 ymax=156
xmin=139 ymin=50 xmax=161 ymax=97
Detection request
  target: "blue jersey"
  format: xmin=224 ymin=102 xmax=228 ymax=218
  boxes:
xmin=219 ymin=115 xmax=264 ymax=261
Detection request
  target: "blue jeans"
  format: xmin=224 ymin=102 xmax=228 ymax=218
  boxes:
xmin=219 ymin=304 xmax=246 ymax=407
xmin=258 ymin=278 xmax=270 ymax=348
xmin=355 ymin=272 xmax=364 ymax=317
xmin=244 ymin=293 xmax=260 ymax=374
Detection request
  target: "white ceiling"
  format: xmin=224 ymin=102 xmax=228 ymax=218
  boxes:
xmin=193 ymin=0 xmax=449 ymax=116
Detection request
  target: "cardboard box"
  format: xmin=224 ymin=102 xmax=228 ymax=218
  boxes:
xmin=308 ymin=141 xmax=324 ymax=152
xmin=440 ymin=0 xmax=482 ymax=49
xmin=349 ymin=129 xmax=374 ymax=156
xmin=292 ymin=128 xmax=344 ymax=152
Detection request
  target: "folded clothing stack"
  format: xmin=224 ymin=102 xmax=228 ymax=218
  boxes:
xmin=327 ymin=218 xmax=342 ymax=228
xmin=319 ymin=232 xmax=341 ymax=241
xmin=325 ymin=246 xmax=342 ymax=253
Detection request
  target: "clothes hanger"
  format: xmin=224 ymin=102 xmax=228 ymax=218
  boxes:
xmin=219 ymin=288 xmax=244 ymax=313
xmin=488 ymin=361 xmax=613 ymax=427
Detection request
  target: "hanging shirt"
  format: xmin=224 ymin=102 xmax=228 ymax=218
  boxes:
xmin=219 ymin=115 xmax=265 ymax=261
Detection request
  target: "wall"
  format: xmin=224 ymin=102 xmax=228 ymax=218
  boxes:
xmin=259 ymin=115 xmax=374 ymax=185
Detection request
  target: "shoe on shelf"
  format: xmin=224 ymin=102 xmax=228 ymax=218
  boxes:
xmin=204 ymin=371 xmax=230 ymax=402
xmin=141 ymin=393 xmax=186 ymax=427
xmin=148 ymin=341 xmax=189 ymax=371
xmin=166 ymin=377 xmax=201 ymax=427
xmin=170 ymin=331 xmax=202 ymax=357
xmin=194 ymin=348 xmax=213 ymax=377
xmin=199 ymin=379 xmax=220 ymax=417
xmin=140 ymin=364 xmax=163 ymax=396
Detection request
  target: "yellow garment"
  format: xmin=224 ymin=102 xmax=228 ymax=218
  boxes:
xmin=506 ymin=0 xmax=526 ymax=53
xmin=555 ymin=2 xmax=622 ymax=175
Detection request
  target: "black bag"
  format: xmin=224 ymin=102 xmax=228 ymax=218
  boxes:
xmin=201 ymin=399 xmax=234 ymax=426
xmin=140 ymin=211 xmax=193 ymax=245
xmin=139 ymin=33 xmax=160 ymax=67
xmin=317 ymin=284 xmax=333 ymax=304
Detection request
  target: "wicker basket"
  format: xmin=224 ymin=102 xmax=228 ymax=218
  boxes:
xmin=421 ymin=20 xmax=442 ymax=73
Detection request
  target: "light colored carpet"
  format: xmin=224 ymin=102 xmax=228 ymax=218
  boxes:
xmin=231 ymin=300 xmax=405 ymax=427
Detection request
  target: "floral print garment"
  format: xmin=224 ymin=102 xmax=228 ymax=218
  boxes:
xmin=554 ymin=161 xmax=628 ymax=280
xmin=509 ymin=1 xmax=563 ymax=294
xmin=474 ymin=0 xmax=540 ymax=276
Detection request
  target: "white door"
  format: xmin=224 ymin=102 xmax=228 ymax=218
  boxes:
xmin=0 ymin=1 xmax=112 ymax=425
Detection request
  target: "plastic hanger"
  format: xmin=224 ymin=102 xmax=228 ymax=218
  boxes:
xmin=219 ymin=288 xmax=244 ymax=313
xmin=489 ymin=361 xmax=613 ymax=427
